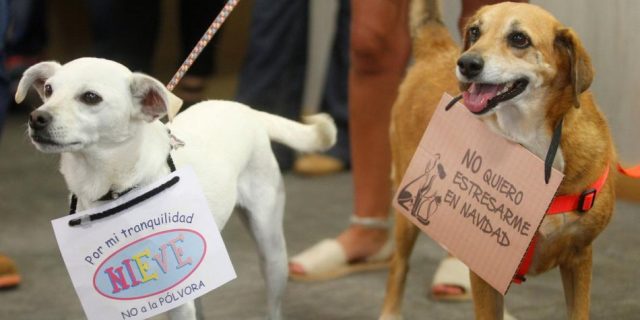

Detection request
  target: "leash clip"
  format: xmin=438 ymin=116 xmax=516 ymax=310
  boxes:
xmin=577 ymin=188 xmax=597 ymax=213
xmin=169 ymin=132 xmax=186 ymax=150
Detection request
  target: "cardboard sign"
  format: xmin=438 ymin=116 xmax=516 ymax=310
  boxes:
xmin=393 ymin=93 xmax=563 ymax=294
xmin=52 ymin=167 xmax=236 ymax=320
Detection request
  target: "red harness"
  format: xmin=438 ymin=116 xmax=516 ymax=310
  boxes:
xmin=617 ymin=163 xmax=640 ymax=178
xmin=512 ymin=164 xmax=610 ymax=284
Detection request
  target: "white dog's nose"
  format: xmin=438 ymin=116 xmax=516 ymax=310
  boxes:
xmin=29 ymin=110 xmax=53 ymax=130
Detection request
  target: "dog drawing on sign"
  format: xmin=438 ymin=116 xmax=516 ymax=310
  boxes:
xmin=397 ymin=153 xmax=446 ymax=225
xmin=381 ymin=1 xmax=616 ymax=319
xmin=16 ymin=57 xmax=337 ymax=320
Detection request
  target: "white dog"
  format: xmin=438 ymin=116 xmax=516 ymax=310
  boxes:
xmin=16 ymin=57 xmax=337 ymax=320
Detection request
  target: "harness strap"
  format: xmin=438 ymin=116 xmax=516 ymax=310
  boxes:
xmin=513 ymin=163 xmax=609 ymax=284
xmin=547 ymin=164 xmax=610 ymax=214
xmin=618 ymin=163 xmax=640 ymax=178
xmin=512 ymin=234 xmax=538 ymax=284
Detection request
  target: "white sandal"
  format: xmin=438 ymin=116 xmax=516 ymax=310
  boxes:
xmin=430 ymin=256 xmax=472 ymax=301
xmin=288 ymin=215 xmax=393 ymax=282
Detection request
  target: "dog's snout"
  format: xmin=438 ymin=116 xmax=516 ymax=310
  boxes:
xmin=29 ymin=110 xmax=53 ymax=130
xmin=457 ymin=54 xmax=484 ymax=78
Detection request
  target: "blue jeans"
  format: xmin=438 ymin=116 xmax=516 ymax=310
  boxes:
xmin=0 ymin=0 xmax=10 ymax=138
xmin=235 ymin=0 xmax=350 ymax=170
xmin=86 ymin=0 xmax=225 ymax=75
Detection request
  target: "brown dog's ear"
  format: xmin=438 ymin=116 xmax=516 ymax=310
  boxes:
xmin=554 ymin=28 xmax=594 ymax=108
xmin=15 ymin=61 xmax=61 ymax=103
xmin=130 ymin=73 xmax=183 ymax=122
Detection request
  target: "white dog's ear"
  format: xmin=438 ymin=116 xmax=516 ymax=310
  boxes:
xmin=130 ymin=73 xmax=183 ymax=122
xmin=15 ymin=61 xmax=61 ymax=103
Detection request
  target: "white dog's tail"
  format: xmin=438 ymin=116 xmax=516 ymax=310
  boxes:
xmin=257 ymin=112 xmax=337 ymax=152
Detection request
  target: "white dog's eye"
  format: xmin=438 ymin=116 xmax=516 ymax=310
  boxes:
xmin=44 ymin=84 xmax=53 ymax=98
xmin=81 ymin=91 xmax=103 ymax=105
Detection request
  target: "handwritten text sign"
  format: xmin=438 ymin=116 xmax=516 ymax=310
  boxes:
xmin=52 ymin=167 xmax=236 ymax=320
xmin=393 ymin=94 xmax=563 ymax=294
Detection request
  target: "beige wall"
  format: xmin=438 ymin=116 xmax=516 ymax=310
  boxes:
xmin=537 ymin=1 xmax=640 ymax=163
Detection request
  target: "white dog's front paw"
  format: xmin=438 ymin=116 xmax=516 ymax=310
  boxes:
xmin=504 ymin=307 xmax=518 ymax=320
xmin=167 ymin=301 xmax=197 ymax=320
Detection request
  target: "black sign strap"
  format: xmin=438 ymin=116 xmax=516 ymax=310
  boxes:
xmin=68 ymin=175 xmax=180 ymax=227
xmin=167 ymin=153 xmax=177 ymax=172
xmin=445 ymin=94 xmax=564 ymax=184
xmin=444 ymin=94 xmax=463 ymax=111
xmin=67 ymin=154 xmax=177 ymax=218
xmin=69 ymin=194 xmax=78 ymax=215
xmin=544 ymin=117 xmax=564 ymax=184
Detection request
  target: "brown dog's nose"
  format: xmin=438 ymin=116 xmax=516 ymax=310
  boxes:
xmin=29 ymin=110 xmax=53 ymax=130
xmin=457 ymin=54 xmax=484 ymax=79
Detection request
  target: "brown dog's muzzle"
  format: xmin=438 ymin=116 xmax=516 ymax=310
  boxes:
xmin=457 ymin=53 xmax=484 ymax=79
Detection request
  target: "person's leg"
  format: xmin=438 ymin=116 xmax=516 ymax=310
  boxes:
xmin=0 ymin=0 xmax=9 ymax=136
xmin=0 ymin=0 xmax=21 ymax=289
xmin=289 ymin=0 xmax=411 ymax=278
xmin=235 ymin=0 xmax=309 ymax=170
xmin=5 ymin=0 xmax=47 ymax=110
xmin=177 ymin=0 xmax=226 ymax=105
xmin=5 ymin=0 xmax=47 ymax=58
xmin=337 ymin=0 xmax=412 ymax=259
xmin=297 ymin=0 xmax=351 ymax=173
xmin=87 ymin=0 xmax=159 ymax=73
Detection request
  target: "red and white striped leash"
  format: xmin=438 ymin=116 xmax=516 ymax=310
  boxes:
xmin=166 ymin=0 xmax=240 ymax=92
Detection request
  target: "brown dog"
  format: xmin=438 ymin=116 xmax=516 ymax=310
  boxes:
xmin=381 ymin=2 xmax=616 ymax=319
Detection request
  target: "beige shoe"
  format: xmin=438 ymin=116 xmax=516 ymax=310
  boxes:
xmin=0 ymin=254 xmax=21 ymax=289
xmin=293 ymin=154 xmax=345 ymax=176
xmin=289 ymin=238 xmax=392 ymax=282
xmin=430 ymin=256 xmax=471 ymax=301
xmin=289 ymin=215 xmax=392 ymax=282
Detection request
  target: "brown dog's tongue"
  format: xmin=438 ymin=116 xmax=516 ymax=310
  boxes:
xmin=462 ymin=83 xmax=504 ymax=113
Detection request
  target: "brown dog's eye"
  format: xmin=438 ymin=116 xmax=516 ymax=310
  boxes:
xmin=81 ymin=91 xmax=103 ymax=105
xmin=508 ymin=32 xmax=531 ymax=49
xmin=44 ymin=84 xmax=53 ymax=98
xmin=468 ymin=26 xmax=481 ymax=43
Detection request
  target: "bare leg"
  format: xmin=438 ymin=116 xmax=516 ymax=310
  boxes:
xmin=340 ymin=0 xmax=412 ymax=260
xmin=289 ymin=0 xmax=411 ymax=278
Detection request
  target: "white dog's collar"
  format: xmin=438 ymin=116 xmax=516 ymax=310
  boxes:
xmin=67 ymin=154 xmax=177 ymax=216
